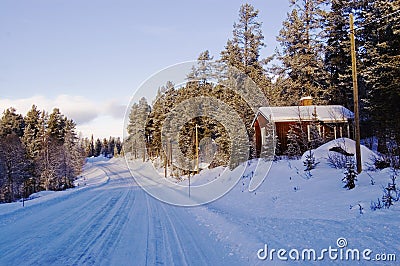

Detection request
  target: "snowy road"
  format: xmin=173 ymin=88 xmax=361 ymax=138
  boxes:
xmin=0 ymin=159 xmax=242 ymax=265
xmin=1 ymin=157 xmax=399 ymax=265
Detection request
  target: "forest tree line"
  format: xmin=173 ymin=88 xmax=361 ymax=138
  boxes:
xmin=126 ymin=0 xmax=399 ymax=170
xmin=83 ymin=135 xmax=123 ymax=159
xmin=0 ymin=106 xmax=85 ymax=203
xmin=0 ymin=105 xmax=123 ymax=203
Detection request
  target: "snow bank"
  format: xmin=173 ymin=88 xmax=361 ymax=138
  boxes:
xmin=0 ymin=159 xmax=111 ymax=215
xmin=301 ymin=138 xmax=377 ymax=168
xmin=26 ymin=190 xmax=56 ymax=200
xmin=86 ymin=155 xmax=110 ymax=163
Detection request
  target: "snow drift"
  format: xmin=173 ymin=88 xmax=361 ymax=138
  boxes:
xmin=302 ymin=138 xmax=377 ymax=168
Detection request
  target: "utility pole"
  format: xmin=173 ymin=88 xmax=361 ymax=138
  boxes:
xmin=143 ymin=141 xmax=146 ymax=162
xmin=164 ymin=148 xmax=167 ymax=178
xmin=195 ymin=124 xmax=199 ymax=174
xmin=350 ymin=13 xmax=362 ymax=173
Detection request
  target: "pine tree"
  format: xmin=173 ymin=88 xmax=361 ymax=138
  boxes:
xmin=101 ymin=138 xmax=109 ymax=157
xmin=127 ymin=97 xmax=151 ymax=159
xmin=276 ymin=0 xmax=329 ymax=105
xmin=360 ymin=0 xmax=400 ymax=151
xmin=0 ymin=107 xmax=25 ymax=137
xmin=108 ymin=137 xmax=115 ymax=157
xmin=323 ymin=0 xmax=357 ymax=109
xmin=220 ymin=3 xmax=273 ymax=101
xmin=22 ymin=105 xmax=42 ymax=160
xmin=94 ymin=138 xmax=102 ymax=157
xmin=0 ymin=133 xmax=30 ymax=202
xmin=47 ymin=108 xmax=66 ymax=143
xmin=309 ymin=106 xmax=325 ymax=149
xmin=115 ymin=137 xmax=122 ymax=155
xmin=59 ymin=119 xmax=83 ymax=189
xmin=21 ymin=105 xmax=42 ymax=194
xmin=221 ymin=4 xmax=265 ymax=72
xmin=89 ymin=134 xmax=95 ymax=157
xmin=342 ymin=160 xmax=357 ymax=189
xmin=0 ymin=106 xmax=85 ymax=196
xmin=286 ymin=125 xmax=302 ymax=158
xmin=187 ymin=50 xmax=214 ymax=84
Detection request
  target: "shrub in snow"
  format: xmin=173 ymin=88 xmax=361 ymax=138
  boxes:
xmin=326 ymin=140 xmax=354 ymax=169
xmin=303 ymin=150 xmax=318 ymax=172
xmin=342 ymin=161 xmax=357 ymax=190
xmin=373 ymin=156 xmax=391 ymax=170
xmin=327 ymin=151 xmax=350 ymax=169
xmin=373 ymin=139 xmax=400 ymax=169
xmin=382 ymin=174 xmax=399 ymax=208
xmin=371 ymin=172 xmax=399 ymax=210
xmin=370 ymin=198 xmax=383 ymax=211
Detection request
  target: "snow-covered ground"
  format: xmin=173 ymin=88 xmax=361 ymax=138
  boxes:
xmin=0 ymin=139 xmax=399 ymax=265
xmin=0 ymin=158 xmax=241 ymax=265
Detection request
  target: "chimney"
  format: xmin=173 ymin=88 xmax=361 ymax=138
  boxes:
xmin=300 ymin=96 xmax=313 ymax=106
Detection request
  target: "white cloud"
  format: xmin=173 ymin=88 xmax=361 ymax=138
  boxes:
xmin=105 ymin=100 xmax=128 ymax=120
xmin=0 ymin=95 xmax=127 ymax=138
xmin=76 ymin=116 xmax=124 ymax=140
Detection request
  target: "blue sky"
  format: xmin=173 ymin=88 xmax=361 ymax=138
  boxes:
xmin=0 ymin=0 xmax=290 ymax=138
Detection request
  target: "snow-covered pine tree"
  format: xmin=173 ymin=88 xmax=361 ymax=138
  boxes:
xmin=303 ymin=150 xmax=317 ymax=172
xmin=94 ymin=138 xmax=102 ymax=157
xmin=108 ymin=137 xmax=115 ymax=157
xmin=22 ymin=105 xmax=43 ymax=194
xmin=22 ymin=105 xmax=42 ymax=160
xmin=60 ymin=119 xmax=84 ymax=189
xmin=0 ymin=108 xmax=30 ymax=202
xmin=308 ymin=106 xmax=325 ymax=150
xmin=47 ymin=108 xmax=66 ymax=143
xmin=342 ymin=160 xmax=357 ymax=190
xmin=115 ymin=137 xmax=122 ymax=155
xmin=0 ymin=133 xmax=30 ymax=202
xmin=89 ymin=134 xmax=95 ymax=157
xmin=0 ymin=107 xmax=25 ymax=137
xmin=101 ymin=138 xmax=109 ymax=158
xmin=127 ymin=97 xmax=150 ymax=159
xmin=286 ymin=125 xmax=302 ymax=158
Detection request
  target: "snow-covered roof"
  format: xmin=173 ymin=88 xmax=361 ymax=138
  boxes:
xmin=300 ymin=96 xmax=313 ymax=100
xmin=256 ymin=105 xmax=354 ymax=123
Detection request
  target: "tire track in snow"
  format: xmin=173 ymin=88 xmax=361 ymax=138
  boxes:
xmin=70 ymin=163 xmax=136 ymax=265
xmin=0 ymin=160 xmax=135 ymax=265
xmin=0 ymin=162 xmax=110 ymax=227
xmin=143 ymin=195 xmax=243 ymax=265
xmin=71 ymin=191 xmax=134 ymax=265
xmin=0 ymin=183 xmax=115 ymax=263
xmin=0 ymin=159 xmax=247 ymax=265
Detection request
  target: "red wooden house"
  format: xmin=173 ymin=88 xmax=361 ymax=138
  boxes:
xmin=252 ymin=97 xmax=354 ymax=156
